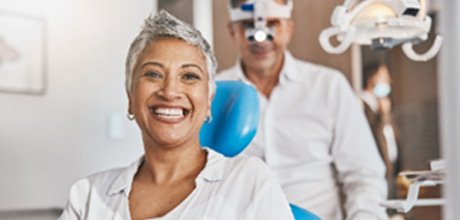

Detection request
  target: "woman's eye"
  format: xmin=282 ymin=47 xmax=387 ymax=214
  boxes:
xmin=144 ymin=71 xmax=162 ymax=79
xmin=182 ymin=72 xmax=201 ymax=81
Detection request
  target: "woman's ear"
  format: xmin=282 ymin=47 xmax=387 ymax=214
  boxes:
xmin=127 ymin=93 xmax=133 ymax=115
xmin=206 ymin=95 xmax=213 ymax=118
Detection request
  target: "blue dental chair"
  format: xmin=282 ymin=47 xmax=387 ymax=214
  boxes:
xmin=200 ymin=80 xmax=259 ymax=157
xmin=200 ymin=80 xmax=320 ymax=220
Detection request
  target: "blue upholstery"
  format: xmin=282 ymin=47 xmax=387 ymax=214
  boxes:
xmin=290 ymin=204 xmax=321 ymax=220
xmin=200 ymin=80 xmax=321 ymax=220
xmin=200 ymin=81 xmax=259 ymax=157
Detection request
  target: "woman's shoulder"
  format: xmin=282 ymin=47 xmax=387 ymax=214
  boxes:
xmin=76 ymin=156 xmax=142 ymax=187
xmin=84 ymin=167 xmax=126 ymax=184
xmin=205 ymin=148 xmax=269 ymax=174
xmin=218 ymin=154 xmax=275 ymax=183
xmin=68 ymin=167 xmax=126 ymax=195
xmin=225 ymin=155 xmax=269 ymax=172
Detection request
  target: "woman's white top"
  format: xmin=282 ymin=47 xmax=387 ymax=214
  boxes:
xmin=58 ymin=148 xmax=294 ymax=220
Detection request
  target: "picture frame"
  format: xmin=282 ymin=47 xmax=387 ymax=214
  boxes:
xmin=0 ymin=11 xmax=46 ymax=94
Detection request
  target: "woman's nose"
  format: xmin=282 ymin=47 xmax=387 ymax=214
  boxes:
xmin=157 ymin=78 xmax=181 ymax=100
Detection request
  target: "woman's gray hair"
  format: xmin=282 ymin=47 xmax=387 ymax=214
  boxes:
xmin=125 ymin=10 xmax=217 ymax=97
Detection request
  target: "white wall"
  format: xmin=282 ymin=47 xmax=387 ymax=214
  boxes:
xmin=439 ymin=0 xmax=460 ymax=219
xmin=0 ymin=0 xmax=155 ymax=210
xmin=193 ymin=0 xmax=213 ymax=48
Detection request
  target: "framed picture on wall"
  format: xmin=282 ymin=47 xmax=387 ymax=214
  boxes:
xmin=0 ymin=11 xmax=46 ymax=94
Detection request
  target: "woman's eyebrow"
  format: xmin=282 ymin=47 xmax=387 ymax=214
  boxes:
xmin=141 ymin=61 xmax=163 ymax=69
xmin=140 ymin=61 xmax=204 ymax=74
xmin=182 ymin=63 xmax=204 ymax=73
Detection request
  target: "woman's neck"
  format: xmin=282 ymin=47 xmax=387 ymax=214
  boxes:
xmin=139 ymin=143 xmax=207 ymax=185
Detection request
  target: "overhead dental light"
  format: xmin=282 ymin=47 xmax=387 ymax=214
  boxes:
xmin=319 ymin=0 xmax=442 ymax=61
xmin=228 ymin=0 xmax=293 ymax=42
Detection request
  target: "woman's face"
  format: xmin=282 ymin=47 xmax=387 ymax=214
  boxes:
xmin=129 ymin=38 xmax=211 ymax=149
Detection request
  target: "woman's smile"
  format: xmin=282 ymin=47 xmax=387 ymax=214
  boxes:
xmin=148 ymin=105 xmax=190 ymax=123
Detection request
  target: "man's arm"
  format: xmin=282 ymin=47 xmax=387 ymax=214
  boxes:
xmin=244 ymin=157 xmax=295 ymax=220
xmin=330 ymin=74 xmax=388 ymax=220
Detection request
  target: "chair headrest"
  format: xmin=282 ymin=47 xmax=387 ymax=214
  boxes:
xmin=200 ymin=80 xmax=259 ymax=157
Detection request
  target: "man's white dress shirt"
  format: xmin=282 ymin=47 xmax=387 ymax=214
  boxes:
xmin=218 ymin=52 xmax=388 ymax=220
xmin=59 ymin=148 xmax=294 ymax=220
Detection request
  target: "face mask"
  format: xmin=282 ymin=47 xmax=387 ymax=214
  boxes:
xmin=373 ymin=83 xmax=391 ymax=97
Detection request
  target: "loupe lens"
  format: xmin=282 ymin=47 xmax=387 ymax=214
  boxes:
xmin=254 ymin=30 xmax=267 ymax=42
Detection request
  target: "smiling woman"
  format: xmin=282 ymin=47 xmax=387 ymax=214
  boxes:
xmin=58 ymin=10 xmax=294 ymax=220
xmin=129 ymin=38 xmax=210 ymax=149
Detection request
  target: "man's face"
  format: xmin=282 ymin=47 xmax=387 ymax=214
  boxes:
xmin=228 ymin=16 xmax=293 ymax=72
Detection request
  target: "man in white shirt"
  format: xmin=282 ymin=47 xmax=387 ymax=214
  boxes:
xmin=218 ymin=0 xmax=388 ymax=219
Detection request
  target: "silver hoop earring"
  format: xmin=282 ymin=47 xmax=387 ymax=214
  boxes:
xmin=127 ymin=113 xmax=135 ymax=121
xmin=205 ymin=115 xmax=213 ymax=124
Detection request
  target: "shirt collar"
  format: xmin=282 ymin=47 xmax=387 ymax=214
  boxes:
xmin=108 ymin=156 xmax=143 ymax=196
xmin=233 ymin=51 xmax=309 ymax=86
xmin=232 ymin=59 xmax=253 ymax=85
xmin=280 ymin=51 xmax=304 ymax=83
xmin=107 ymin=148 xmax=225 ymax=196
xmin=196 ymin=148 xmax=225 ymax=183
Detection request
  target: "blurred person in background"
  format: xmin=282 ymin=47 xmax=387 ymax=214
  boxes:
xmin=360 ymin=63 xmax=402 ymax=219
xmin=361 ymin=63 xmax=400 ymax=183
xmin=217 ymin=0 xmax=388 ymax=219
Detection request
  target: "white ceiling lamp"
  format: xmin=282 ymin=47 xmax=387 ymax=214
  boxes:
xmin=319 ymin=0 xmax=442 ymax=61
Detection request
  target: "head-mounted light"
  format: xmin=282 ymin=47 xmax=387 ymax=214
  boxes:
xmin=319 ymin=0 xmax=442 ymax=61
xmin=228 ymin=0 xmax=293 ymax=42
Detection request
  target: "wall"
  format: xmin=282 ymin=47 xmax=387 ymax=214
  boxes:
xmin=389 ymin=34 xmax=440 ymax=171
xmin=0 ymin=0 xmax=154 ymax=210
xmin=158 ymin=0 xmax=193 ymax=24
xmin=439 ymin=0 xmax=460 ymax=219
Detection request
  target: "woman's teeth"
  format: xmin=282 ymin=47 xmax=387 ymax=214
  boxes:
xmin=153 ymin=107 xmax=185 ymax=119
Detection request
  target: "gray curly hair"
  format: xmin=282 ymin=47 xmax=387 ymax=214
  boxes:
xmin=125 ymin=10 xmax=217 ymax=97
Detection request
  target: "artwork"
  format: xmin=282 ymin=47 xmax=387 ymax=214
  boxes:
xmin=0 ymin=11 xmax=46 ymax=94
